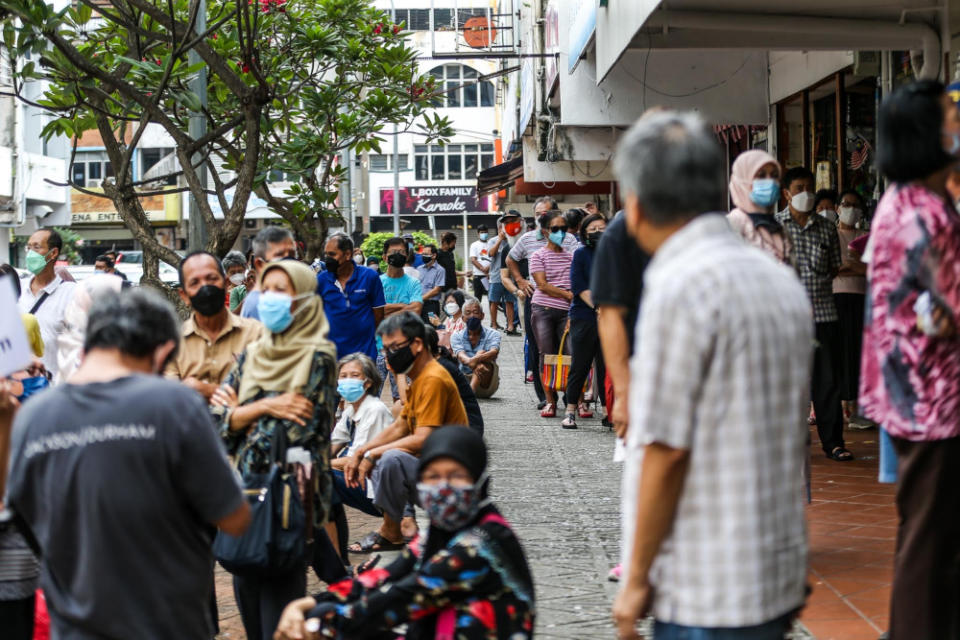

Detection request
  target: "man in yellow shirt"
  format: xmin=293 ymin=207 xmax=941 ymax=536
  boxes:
xmin=343 ymin=312 xmax=468 ymax=551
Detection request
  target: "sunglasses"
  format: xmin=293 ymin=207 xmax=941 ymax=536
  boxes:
xmin=549 ymin=225 xmax=568 ymax=233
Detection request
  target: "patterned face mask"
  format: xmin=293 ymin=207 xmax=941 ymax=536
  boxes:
xmin=417 ymin=477 xmax=487 ymax=531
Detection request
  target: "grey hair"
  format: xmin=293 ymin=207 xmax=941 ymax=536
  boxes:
xmin=222 ymin=250 xmax=247 ymax=272
xmin=84 ymin=288 xmax=180 ymax=360
xmin=462 ymin=296 xmax=482 ymax=313
xmin=337 ymin=352 xmax=382 ymax=396
xmin=613 ymin=110 xmax=725 ymax=225
xmin=326 ymin=233 xmax=353 ymax=253
xmin=534 ymin=195 xmax=558 ymax=211
xmin=252 ymin=226 xmax=294 ymax=260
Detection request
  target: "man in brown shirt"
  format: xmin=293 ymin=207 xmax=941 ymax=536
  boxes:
xmin=165 ymin=251 xmax=263 ymax=400
xmin=342 ymin=312 xmax=468 ymax=550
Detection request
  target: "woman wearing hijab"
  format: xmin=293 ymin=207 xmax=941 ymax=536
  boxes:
xmin=274 ymin=426 xmax=535 ymax=640
xmin=213 ymin=260 xmax=339 ymax=640
xmin=726 ymin=149 xmax=792 ymax=265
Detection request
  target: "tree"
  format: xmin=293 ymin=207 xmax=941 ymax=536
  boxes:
xmin=0 ymin=0 xmax=452 ymax=289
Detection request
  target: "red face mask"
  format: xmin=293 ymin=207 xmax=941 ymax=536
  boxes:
xmin=504 ymin=221 xmax=522 ymax=236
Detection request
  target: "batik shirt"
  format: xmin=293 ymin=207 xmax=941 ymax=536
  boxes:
xmin=308 ymin=513 xmax=535 ymax=639
xmin=860 ymin=183 xmax=960 ymax=442
xmin=216 ymin=350 xmax=337 ymax=524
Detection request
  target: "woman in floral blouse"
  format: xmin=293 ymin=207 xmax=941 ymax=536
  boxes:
xmin=861 ymin=79 xmax=960 ymax=639
xmin=213 ymin=259 xmax=339 ymax=640
xmin=274 ymin=427 xmax=535 ymax=640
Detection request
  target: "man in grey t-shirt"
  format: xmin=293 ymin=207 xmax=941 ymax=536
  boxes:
xmin=6 ymin=289 xmax=250 ymax=640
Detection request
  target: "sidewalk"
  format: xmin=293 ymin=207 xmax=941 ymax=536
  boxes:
xmin=802 ymin=426 xmax=894 ymax=640
xmin=213 ymin=333 xmax=897 ymax=639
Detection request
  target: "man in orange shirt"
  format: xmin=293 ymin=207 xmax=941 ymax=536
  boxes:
xmin=343 ymin=312 xmax=468 ymax=551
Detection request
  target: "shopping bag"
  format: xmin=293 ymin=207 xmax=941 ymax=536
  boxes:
xmin=541 ymin=328 xmax=571 ymax=392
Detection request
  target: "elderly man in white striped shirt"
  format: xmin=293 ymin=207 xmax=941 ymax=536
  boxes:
xmin=612 ymin=111 xmax=813 ymax=640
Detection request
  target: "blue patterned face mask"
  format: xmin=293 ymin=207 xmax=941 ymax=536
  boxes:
xmin=417 ymin=472 xmax=490 ymax=531
xmin=17 ymin=375 xmax=49 ymax=401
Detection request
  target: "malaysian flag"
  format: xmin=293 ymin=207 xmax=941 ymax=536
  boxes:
xmin=848 ymin=134 xmax=873 ymax=171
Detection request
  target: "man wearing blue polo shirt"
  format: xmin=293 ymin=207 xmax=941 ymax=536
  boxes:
xmin=316 ymin=233 xmax=386 ymax=361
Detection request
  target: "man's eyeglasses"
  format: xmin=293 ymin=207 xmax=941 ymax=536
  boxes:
xmin=383 ymin=339 xmax=412 ymax=355
xmin=549 ymin=225 xmax=568 ymax=233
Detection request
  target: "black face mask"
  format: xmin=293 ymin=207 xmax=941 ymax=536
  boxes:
xmin=190 ymin=285 xmax=225 ymax=317
xmin=586 ymin=231 xmax=603 ymax=247
xmin=386 ymin=342 xmax=418 ymax=375
xmin=324 ymin=256 xmax=340 ymax=273
xmin=387 ymin=253 xmax=407 ymax=269
xmin=422 ymin=254 xmax=434 ymax=263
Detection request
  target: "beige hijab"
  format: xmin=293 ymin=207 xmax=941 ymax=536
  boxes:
xmin=237 ymin=260 xmax=337 ymax=404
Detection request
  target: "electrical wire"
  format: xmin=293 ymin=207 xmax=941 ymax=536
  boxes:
xmin=627 ymin=36 xmax=754 ymax=100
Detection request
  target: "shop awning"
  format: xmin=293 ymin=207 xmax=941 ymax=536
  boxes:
xmin=595 ymin=2 xmax=942 ymax=83
xmin=477 ymin=155 xmax=523 ymax=197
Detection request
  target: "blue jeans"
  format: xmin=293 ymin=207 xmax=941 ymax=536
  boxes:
xmin=653 ymin=614 xmax=792 ymax=640
xmin=331 ymin=468 xmax=381 ymax=517
xmin=375 ymin=353 xmax=400 ymax=401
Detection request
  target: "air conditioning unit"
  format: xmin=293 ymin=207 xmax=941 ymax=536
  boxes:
xmin=853 ymin=51 xmax=880 ymax=78
xmin=87 ymin=179 xmax=102 ymax=189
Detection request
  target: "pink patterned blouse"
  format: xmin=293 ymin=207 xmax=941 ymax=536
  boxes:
xmin=860 ymin=182 xmax=960 ymax=441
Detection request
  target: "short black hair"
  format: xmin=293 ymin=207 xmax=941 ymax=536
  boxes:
xmin=424 ymin=324 xmax=440 ymax=356
xmin=178 ymin=250 xmax=225 ymax=286
xmin=782 ymin=167 xmax=815 ymax=191
xmin=326 ymin=233 xmax=353 ymax=253
xmin=441 ymin=231 xmax=457 ymax=245
xmin=421 ymin=243 xmax=438 ymax=255
xmin=0 ymin=263 xmax=21 ymax=298
xmin=814 ymin=189 xmax=838 ymax=210
xmin=376 ymin=310 xmax=426 ymax=343
xmin=539 ymin=210 xmax=563 ymax=229
xmin=580 ymin=213 xmax=606 ymax=234
xmin=383 ymin=236 xmax=407 ymax=256
xmin=443 ymin=288 xmax=465 ymax=308
xmin=477 ymin=224 xmax=488 ymax=232
xmin=564 ymin=207 xmax=586 ymax=230
xmin=95 ymin=254 xmax=115 ymax=269
xmin=839 ymin=188 xmax=867 ymax=210
xmin=84 ymin=288 xmax=180 ymax=360
xmin=878 ymin=79 xmax=954 ymax=182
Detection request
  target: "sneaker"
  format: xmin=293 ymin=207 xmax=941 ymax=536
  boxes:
xmin=607 ymin=564 xmax=623 ymax=582
xmin=848 ymin=414 xmax=877 ymax=430
xmin=561 ymin=413 xmax=578 ymax=429
xmin=525 ymin=372 xmax=534 ymax=383
xmin=578 ymin=403 xmax=594 ymax=419
xmin=540 ymin=403 xmax=556 ymax=418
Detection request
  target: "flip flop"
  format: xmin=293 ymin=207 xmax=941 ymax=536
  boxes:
xmin=347 ymin=530 xmax=405 ymax=554
xmin=826 ymin=447 xmax=854 ymax=462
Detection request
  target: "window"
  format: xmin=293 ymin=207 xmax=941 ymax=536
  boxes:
xmin=391 ymin=8 xmax=487 ymax=31
xmin=71 ymin=151 xmax=113 ymax=188
xmin=414 ymin=143 xmax=495 ymax=181
xmin=428 ymin=65 xmax=494 ymax=109
xmin=140 ymin=147 xmax=177 ymax=185
xmin=369 ymin=154 xmax=410 ymax=172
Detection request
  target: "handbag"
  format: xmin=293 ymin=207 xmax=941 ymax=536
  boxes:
xmin=540 ymin=327 xmax=594 ymax=393
xmin=541 ymin=327 xmax=571 ymax=392
xmin=213 ymin=427 xmax=308 ymax=577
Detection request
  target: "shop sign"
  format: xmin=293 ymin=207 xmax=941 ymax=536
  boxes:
xmin=378 ymin=186 xmax=490 ymax=215
xmin=71 ymin=209 xmax=170 ymax=225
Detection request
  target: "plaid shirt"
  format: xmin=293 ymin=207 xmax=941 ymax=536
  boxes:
xmin=622 ymin=214 xmax=812 ymax=627
xmin=775 ymin=209 xmax=841 ymax=322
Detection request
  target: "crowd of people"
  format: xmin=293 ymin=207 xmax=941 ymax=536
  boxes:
xmin=1 ymin=77 xmax=959 ymax=640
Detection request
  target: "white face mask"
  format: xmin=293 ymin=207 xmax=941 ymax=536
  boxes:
xmin=444 ymin=302 xmax=460 ymax=316
xmin=791 ymin=191 xmax=815 ymax=213
xmin=353 ymin=254 xmax=364 ymax=265
xmin=228 ymin=273 xmax=245 ymax=286
xmin=819 ymin=209 xmax=839 ymax=224
xmin=838 ymin=205 xmax=862 ymax=226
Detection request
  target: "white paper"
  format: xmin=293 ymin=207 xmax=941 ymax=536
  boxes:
xmin=0 ymin=277 xmax=31 ymax=378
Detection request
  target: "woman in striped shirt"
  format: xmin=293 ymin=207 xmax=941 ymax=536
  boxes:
xmin=529 ymin=211 xmax=576 ymax=417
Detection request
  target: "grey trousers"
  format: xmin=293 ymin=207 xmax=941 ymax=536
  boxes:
xmin=370 ymin=449 xmax=419 ymax=522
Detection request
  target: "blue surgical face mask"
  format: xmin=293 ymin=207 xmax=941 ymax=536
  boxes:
xmin=947 ymin=132 xmax=960 ymax=156
xmin=478 ymin=233 xmax=489 ymax=241
xmin=750 ymin=178 xmax=780 ymax=208
xmin=17 ymin=375 xmax=49 ymax=401
xmin=548 ymin=229 xmax=565 ymax=246
xmin=337 ymin=378 xmax=366 ymax=403
xmin=257 ymin=291 xmax=310 ymax=333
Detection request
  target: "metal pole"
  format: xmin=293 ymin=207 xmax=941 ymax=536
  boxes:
xmin=187 ymin=0 xmax=208 ymax=251
xmin=462 ymin=210 xmax=469 ymax=284
xmin=391 ymin=0 xmax=400 ymax=235
xmin=343 ymin=147 xmax=353 ymax=233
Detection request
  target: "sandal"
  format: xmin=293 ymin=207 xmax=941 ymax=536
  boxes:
xmin=540 ymin=403 xmax=556 ymax=418
xmin=826 ymin=447 xmax=854 ymax=462
xmin=348 ymin=530 xmax=405 ymax=554
xmin=578 ymin=403 xmax=594 ymax=419
xmin=561 ymin=413 xmax=577 ymax=429
xmin=607 ymin=564 xmax=623 ymax=582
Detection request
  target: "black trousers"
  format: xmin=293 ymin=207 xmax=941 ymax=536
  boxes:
xmin=0 ymin=594 xmax=35 ymax=640
xmin=471 ymin=276 xmax=488 ymax=303
xmin=234 ymin=564 xmax=307 ymax=640
xmin=834 ymin=293 xmax=865 ymax=401
xmin=566 ymin=317 xmax=606 ymax=408
xmin=523 ymin=299 xmax=546 ymax=402
xmin=813 ymin=321 xmax=845 ymax=453
xmin=889 ymin=435 xmax=960 ymax=640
